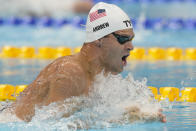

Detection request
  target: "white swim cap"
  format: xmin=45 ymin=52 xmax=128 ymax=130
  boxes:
xmin=85 ymin=2 xmax=133 ymax=43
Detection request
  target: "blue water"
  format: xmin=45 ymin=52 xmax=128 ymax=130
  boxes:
xmin=1 ymin=102 xmax=196 ymax=131
xmin=118 ymin=2 xmax=196 ymax=19
xmin=0 ymin=60 xmax=196 ymax=130
xmin=1 ymin=59 xmax=196 ymax=88
xmin=0 ymin=1 xmax=196 ymax=48
xmin=0 ymin=102 xmax=196 ymax=131
xmin=0 ymin=26 xmax=196 ymax=48
xmin=0 ymin=1 xmax=196 ymax=131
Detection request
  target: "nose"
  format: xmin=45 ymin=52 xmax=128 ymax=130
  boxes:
xmin=125 ymin=41 xmax=134 ymax=52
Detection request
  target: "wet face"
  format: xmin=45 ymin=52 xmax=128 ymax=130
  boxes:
xmin=100 ymin=29 xmax=134 ymax=74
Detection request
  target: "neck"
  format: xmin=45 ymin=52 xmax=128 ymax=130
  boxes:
xmin=78 ymin=43 xmax=104 ymax=80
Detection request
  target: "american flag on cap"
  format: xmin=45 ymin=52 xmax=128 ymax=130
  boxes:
xmin=89 ymin=9 xmax=107 ymax=22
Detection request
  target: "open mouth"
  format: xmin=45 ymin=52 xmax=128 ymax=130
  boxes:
xmin=122 ymin=55 xmax=129 ymax=66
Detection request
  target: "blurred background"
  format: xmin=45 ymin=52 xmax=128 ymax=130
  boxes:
xmin=0 ymin=1 xmax=196 ymax=130
xmin=0 ymin=0 xmax=196 ymax=87
xmin=0 ymin=0 xmax=195 ymax=48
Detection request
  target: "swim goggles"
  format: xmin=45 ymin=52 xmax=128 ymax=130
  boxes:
xmin=112 ymin=33 xmax=133 ymax=44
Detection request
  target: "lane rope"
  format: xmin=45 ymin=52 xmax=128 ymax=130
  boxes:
xmin=0 ymin=84 xmax=195 ymax=102
xmin=1 ymin=46 xmax=196 ymax=60
xmin=0 ymin=17 xmax=195 ymax=30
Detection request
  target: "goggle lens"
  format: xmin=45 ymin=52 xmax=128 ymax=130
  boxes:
xmin=112 ymin=33 xmax=133 ymax=44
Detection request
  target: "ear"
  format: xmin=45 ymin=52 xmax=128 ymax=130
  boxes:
xmin=94 ymin=39 xmax=102 ymax=48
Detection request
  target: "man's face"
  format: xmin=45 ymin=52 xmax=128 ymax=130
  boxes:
xmin=100 ymin=29 xmax=134 ymax=74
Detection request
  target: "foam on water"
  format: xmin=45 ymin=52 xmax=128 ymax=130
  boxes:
xmin=0 ymin=101 xmax=21 ymax=123
xmin=0 ymin=72 xmax=163 ymax=130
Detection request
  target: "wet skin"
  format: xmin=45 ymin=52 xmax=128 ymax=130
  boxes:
xmin=13 ymin=29 xmax=166 ymax=123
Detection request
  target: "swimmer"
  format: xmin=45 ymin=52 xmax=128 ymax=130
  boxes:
xmin=0 ymin=0 xmax=93 ymax=17
xmin=12 ymin=2 xmax=166 ymax=123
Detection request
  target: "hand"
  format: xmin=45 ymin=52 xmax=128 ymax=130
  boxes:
xmin=157 ymin=109 xmax=167 ymax=123
xmin=124 ymin=106 xmax=142 ymax=122
xmin=141 ymin=108 xmax=167 ymax=123
xmin=124 ymin=106 xmax=166 ymax=123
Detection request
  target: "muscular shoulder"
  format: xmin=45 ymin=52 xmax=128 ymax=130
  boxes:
xmin=55 ymin=55 xmax=84 ymax=76
xmin=18 ymin=55 xmax=88 ymax=104
xmin=39 ymin=55 xmax=84 ymax=77
xmin=46 ymin=55 xmax=88 ymax=99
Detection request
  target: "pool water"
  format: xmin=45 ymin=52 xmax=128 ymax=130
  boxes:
xmin=0 ymin=1 xmax=196 ymax=48
xmin=0 ymin=103 xmax=195 ymax=131
xmin=0 ymin=59 xmax=196 ymax=131
xmin=1 ymin=26 xmax=196 ymax=48
xmin=1 ymin=59 xmax=196 ymax=88
xmin=0 ymin=0 xmax=196 ymax=131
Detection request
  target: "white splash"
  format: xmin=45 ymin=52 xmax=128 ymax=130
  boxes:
xmin=0 ymin=101 xmax=21 ymax=123
xmin=0 ymin=72 xmax=162 ymax=130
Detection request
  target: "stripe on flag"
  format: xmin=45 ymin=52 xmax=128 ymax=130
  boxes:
xmin=89 ymin=9 xmax=107 ymax=22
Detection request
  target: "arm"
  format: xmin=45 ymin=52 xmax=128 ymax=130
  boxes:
xmin=14 ymin=56 xmax=88 ymax=121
